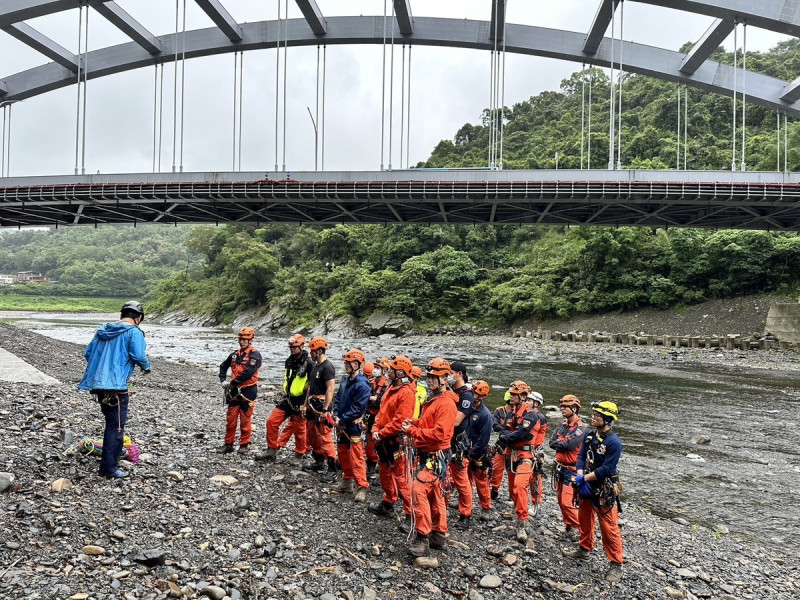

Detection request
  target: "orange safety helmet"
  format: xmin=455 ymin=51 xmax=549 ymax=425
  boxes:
xmin=308 ymin=336 xmax=329 ymax=352
xmin=389 ymin=355 xmax=413 ymax=375
xmin=238 ymin=327 xmax=255 ymax=340
xmin=410 ymin=365 xmax=423 ymax=379
xmin=376 ymin=356 xmax=390 ymax=370
xmin=559 ymin=394 xmax=581 ymax=409
xmin=426 ymin=357 xmax=452 ymax=377
xmin=343 ymin=348 xmax=366 ymax=364
xmin=363 ymin=361 xmax=375 ymax=377
xmin=509 ymin=380 xmax=530 ymax=396
xmin=472 ymin=379 xmax=490 ymax=396
xmin=288 ymin=333 xmax=305 ymax=348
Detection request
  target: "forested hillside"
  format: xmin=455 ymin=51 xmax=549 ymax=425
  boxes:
xmin=6 ymin=40 xmax=800 ymax=327
xmin=0 ymin=227 xmax=193 ymax=298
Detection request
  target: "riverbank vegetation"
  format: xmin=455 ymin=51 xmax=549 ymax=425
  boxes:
xmin=0 ymin=292 xmax=122 ymax=313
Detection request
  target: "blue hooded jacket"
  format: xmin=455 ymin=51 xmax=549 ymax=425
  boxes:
xmin=78 ymin=321 xmax=151 ymax=392
xmin=333 ymin=373 xmax=371 ymax=435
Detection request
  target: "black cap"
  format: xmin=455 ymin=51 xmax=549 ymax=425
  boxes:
xmin=450 ymin=360 xmax=468 ymax=383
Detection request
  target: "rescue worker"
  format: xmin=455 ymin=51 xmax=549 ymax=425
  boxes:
xmin=332 ymin=348 xmax=371 ymax=501
xmin=548 ymin=394 xmax=586 ymax=540
xmin=448 ymin=361 xmax=474 ymax=530
xmin=401 ymin=358 xmax=458 ymax=557
xmin=465 ymin=379 xmax=493 ymax=524
xmin=490 ymin=393 xmax=514 ymax=500
xmin=495 ymin=380 xmax=540 ymax=543
xmin=364 ymin=357 xmax=389 ymax=479
xmin=368 ymin=355 xmax=416 ymax=530
xmin=411 ymin=365 xmax=427 ymax=419
xmin=263 ymin=334 xmax=313 ymax=462
xmin=302 ymin=337 xmax=337 ymax=480
xmin=78 ymin=301 xmax=151 ymax=478
xmin=564 ymin=401 xmax=624 ymax=583
xmin=217 ymin=327 xmax=262 ymax=455
xmin=528 ymin=391 xmax=549 ymax=510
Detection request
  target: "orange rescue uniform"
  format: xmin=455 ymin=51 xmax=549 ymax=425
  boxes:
xmin=373 ymin=381 xmax=416 ymax=514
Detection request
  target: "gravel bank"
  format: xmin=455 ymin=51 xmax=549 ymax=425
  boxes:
xmin=0 ymin=323 xmax=798 ymax=600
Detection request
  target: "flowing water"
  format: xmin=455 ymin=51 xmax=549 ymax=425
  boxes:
xmin=4 ymin=311 xmax=799 ymax=553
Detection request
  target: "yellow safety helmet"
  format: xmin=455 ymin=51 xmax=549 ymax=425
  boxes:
xmin=591 ymin=401 xmax=619 ymax=421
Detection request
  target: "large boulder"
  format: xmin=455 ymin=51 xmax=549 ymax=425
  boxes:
xmin=361 ymin=312 xmax=414 ymax=336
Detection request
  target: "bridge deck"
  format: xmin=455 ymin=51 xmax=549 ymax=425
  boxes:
xmin=2 ymin=171 xmax=800 ymax=230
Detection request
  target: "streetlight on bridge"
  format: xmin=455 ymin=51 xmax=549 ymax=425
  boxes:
xmin=306 ymin=106 xmax=318 ymax=172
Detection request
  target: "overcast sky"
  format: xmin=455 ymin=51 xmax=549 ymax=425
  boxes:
xmin=0 ymin=1 xmax=791 ymax=177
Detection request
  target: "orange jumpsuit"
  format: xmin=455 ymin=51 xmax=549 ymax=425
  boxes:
xmin=498 ymin=404 xmax=540 ymax=522
xmin=373 ymin=381 xmax=416 ymax=514
xmin=406 ymin=390 xmax=457 ymax=537
xmin=219 ymin=346 xmax=261 ymax=446
xmin=548 ymin=415 xmax=586 ymax=530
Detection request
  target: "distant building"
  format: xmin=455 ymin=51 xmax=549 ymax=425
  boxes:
xmin=16 ymin=271 xmax=49 ymax=283
xmin=0 ymin=275 xmax=14 ymax=285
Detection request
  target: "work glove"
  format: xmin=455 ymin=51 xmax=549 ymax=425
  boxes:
xmin=220 ymin=380 xmax=228 ymax=388
xmin=575 ymin=474 xmax=585 ymax=487
xmin=579 ymin=481 xmax=593 ymax=498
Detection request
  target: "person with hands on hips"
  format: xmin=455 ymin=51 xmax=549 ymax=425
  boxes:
xmin=217 ymin=327 xmax=261 ymax=455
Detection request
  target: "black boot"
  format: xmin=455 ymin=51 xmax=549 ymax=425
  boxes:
xmin=320 ymin=457 xmax=338 ymax=483
xmin=302 ymin=453 xmax=324 ymax=472
xmin=366 ymin=460 xmax=378 ymax=479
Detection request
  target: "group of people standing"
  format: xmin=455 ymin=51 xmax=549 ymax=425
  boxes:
xmin=77 ymin=306 xmax=623 ymax=584
xmin=216 ymin=330 xmax=625 ymax=582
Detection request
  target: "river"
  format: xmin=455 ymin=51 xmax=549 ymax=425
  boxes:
xmin=3 ymin=310 xmax=799 ymax=554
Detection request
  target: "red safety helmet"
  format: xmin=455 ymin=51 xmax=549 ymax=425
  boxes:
xmin=509 ymin=380 xmax=530 ymax=396
xmin=363 ymin=361 xmax=375 ymax=377
xmin=389 ymin=355 xmax=414 ymax=375
xmin=343 ymin=348 xmax=365 ymax=364
xmin=559 ymin=394 xmax=581 ymax=409
xmin=288 ymin=333 xmax=305 ymax=348
xmin=376 ymin=356 xmax=390 ymax=370
xmin=238 ymin=327 xmax=255 ymax=340
xmin=308 ymin=337 xmax=329 ymax=351
xmin=410 ymin=365 xmax=423 ymax=379
xmin=472 ymin=380 xmax=490 ymax=396
xmin=426 ymin=357 xmax=452 ymax=377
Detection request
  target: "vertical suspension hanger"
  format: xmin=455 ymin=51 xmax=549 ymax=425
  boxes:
xmin=616 ymin=0 xmax=624 ymax=170
xmin=1 ymin=104 xmax=6 ymax=178
xmin=388 ymin=0 xmax=395 ymax=170
xmin=153 ymin=64 xmax=159 ymax=172
xmin=580 ymin=64 xmax=586 ymax=170
xmin=4 ymin=104 xmax=10 ymax=177
xmin=676 ymin=84 xmax=681 ymax=170
xmin=684 ymin=85 xmax=688 ymax=170
xmin=608 ymin=0 xmax=616 ymax=170
xmin=74 ymin=2 xmax=83 ymax=175
xmin=172 ymin=0 xmax=179 ymax=172
xmin=784 ymin=112 xmax=788 ymax=172
xmin=274 ymin=0 xmax=281 ymax=172
xmin=499 ymin=0 xmax=507 ymax=170
xmin=407 ymin=45 xmax=412 ymax=170
xmin=380 ymin=0 xmax=387 ymax=171
xmin=281 ymin=0 xmax=288 ymax=171
xmin=741 ymin=22 xmax=747 ymax=172
xmin=158 ymin=63 xmax=164 ymax=172
xmin=232 ymin=52 xmax=239 ymax=171
xmin=777 ymin=110 xmax=781 ymax=173
xmin=315 ymin=44 xmax=320 ymax=171
xmin=732 ymin=20 xmax=738 ymax=172
xmin=179 ymin=0 xmax=186 ymax=172
xmin=400 ymin=44 xmax=406 ymax=169
xmin=322 ymin=44 xmax=327 ymax=171
xmin=238 ymin=52 xmax=244 ymax=172
xmin=81 ymin=2 xmax=89 ymax=175
xmin=588 ymin=67 xmax=593 ymax=169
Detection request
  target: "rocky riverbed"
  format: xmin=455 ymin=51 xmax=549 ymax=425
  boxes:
xmin=0 ymin=322 xmax=798 ymax=600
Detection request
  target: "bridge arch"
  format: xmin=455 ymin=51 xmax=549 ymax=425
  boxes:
xmin=0 ymin=11 xmax=799 ymax=118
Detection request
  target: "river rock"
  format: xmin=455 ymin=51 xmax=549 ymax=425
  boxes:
xmin=82 ymin=545 xmax=105 ymax=556
xmin=199 ymin=585 xmax=227 ymax=600
xmin=677 ymin=568 xmax=697 ymax=578
xmin=166 ymin=471 xmax=185 ymax=481
xmin=0 ymin=472 xmax=14 ymax=492
xmin=691 ymin=435 xmax=711 ymax=445
xmin=685 ymin=454 xmax=705 ymax=462
xmin=210 ymin=475 xmax=238 ymax=486
xmin=413 ymin=556 xmax=439 ymax=569
xmin=132 ymin=549 xmax=166 ymax=567
xmin=361 ymin=311 xmax=413 ymax=336
xmin=50 ymin=478 xmax=73 ymax=492
xmin=479 ymin=574 xmax=502 ymax=589
xmin=502 ymin=554 xmax=517 ymax=566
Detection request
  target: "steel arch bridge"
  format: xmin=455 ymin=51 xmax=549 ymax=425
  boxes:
xmin=3 ymin=1 xmax=800 ymax=231
xmin=3 ymin=1 xmax=800 ymax=113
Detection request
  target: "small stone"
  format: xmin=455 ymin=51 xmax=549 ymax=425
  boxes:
xmin=50 ymin=478 xmax=74 ymax=492
xmin=479 ymin=574 xmax=502 ymax=589
xmin=199 ymin=585 xmax=226 ymax=600
xmin=685 ymin=454 xmax=705 ymax=462
xmin=111 ymin=570 xmax=130 ymax=579
xmin=6 ymin=541 xmax=20 ymax=550
xmin=69 ymin=594 xmax=89 ymax=600
xmin=167 ymin=581 xmax=181 ymax=598
xmin=254 ymin=535 xmax=265 ymax=548
xmin=132 ymin=549 xmax=166 ymax=567
xmin=664 ymin=587 xmax=685 ymax=599
xmin=0 ymin=472 xmax=15 ymax=492
xmin=468 ymin=590 xmax=484 ymax=600
xmin=714 ymin=524 xmax=730 ymax=535
xmin=82 ymin=545 xmax=105 ymax=556
xmin=502 ymin=554 xmax=517 ymax=566
xmin=166 ymin=471 xmax=185 ymax=482
xmin=210 ymin=475 xmax=239 ymax=486
xmin=413 ymin=556 xmax=439 ymax=569
xmin=422 ymin=582 xmax=442 ymax=596
xmin=677 ymin=568 xmax=697 ymax=579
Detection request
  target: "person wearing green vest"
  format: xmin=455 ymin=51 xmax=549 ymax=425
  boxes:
xmin=261 ymin=334 xmax=314 ymax=462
